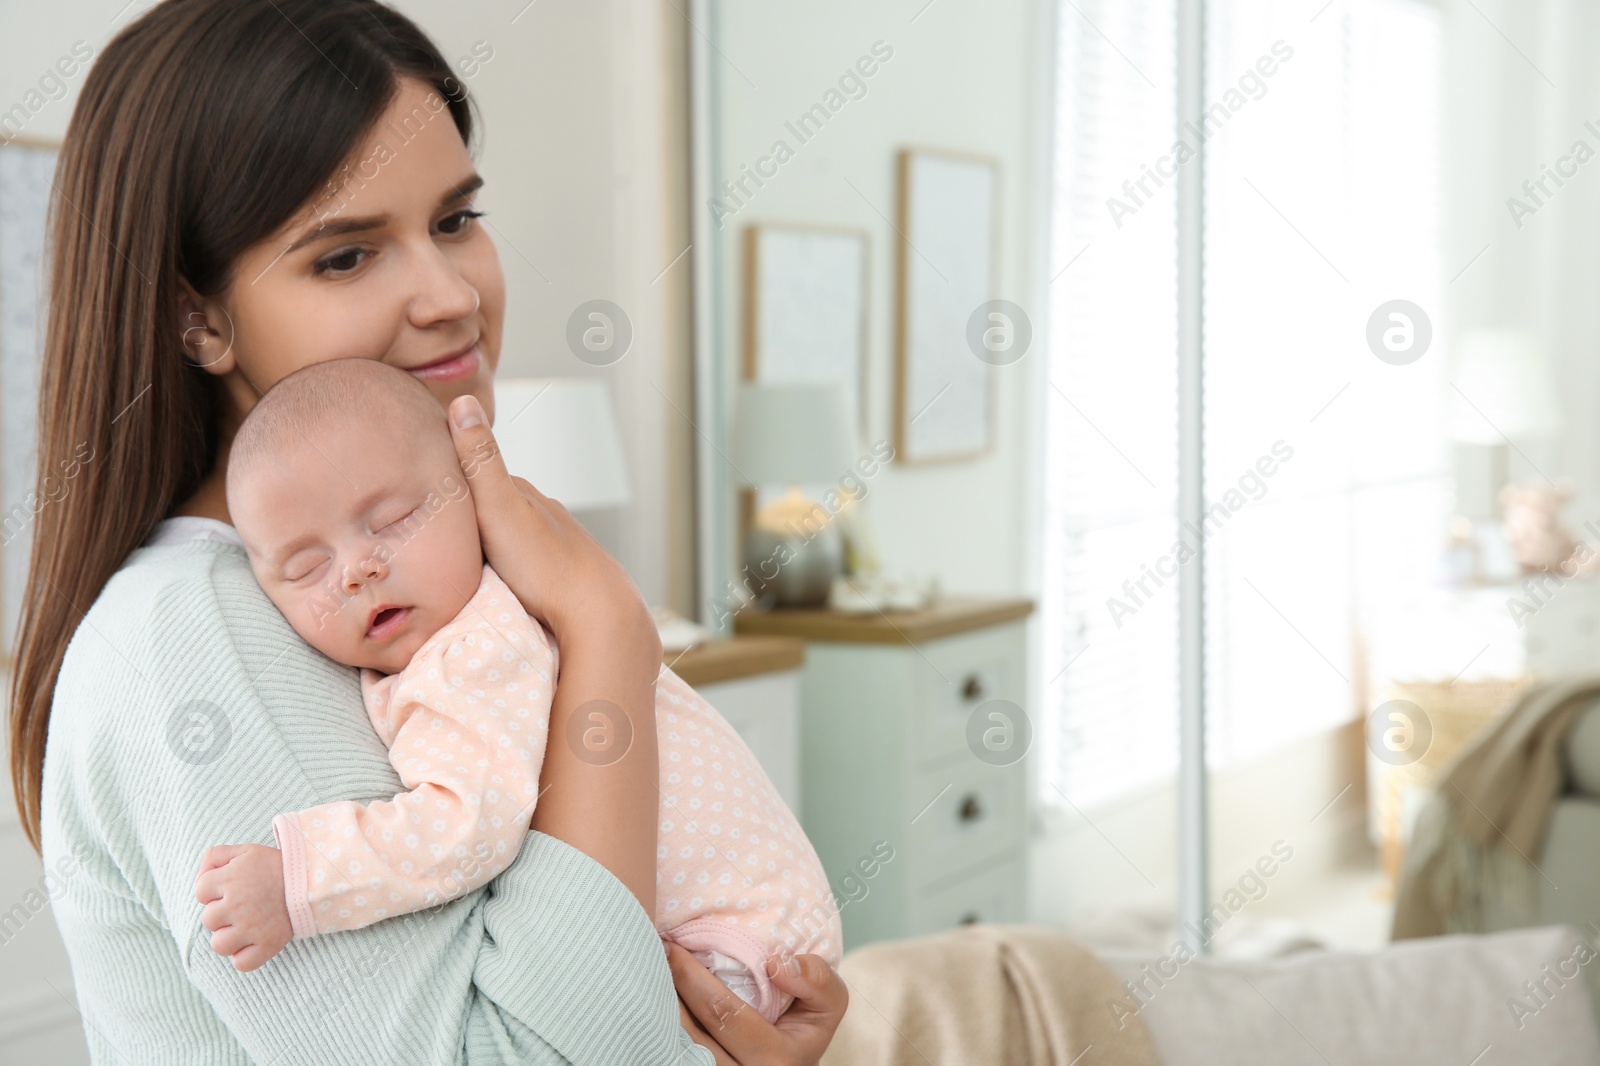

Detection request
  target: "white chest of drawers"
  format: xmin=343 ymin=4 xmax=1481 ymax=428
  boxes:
xmin=736 ymin=599 xmax=1034 ymax=949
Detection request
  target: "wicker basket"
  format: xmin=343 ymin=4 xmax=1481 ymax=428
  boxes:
xmin=1374 ymin=674 xmax=1533 ymax=894
xmin=1380 ymin=675 xmax=1534 ymax=785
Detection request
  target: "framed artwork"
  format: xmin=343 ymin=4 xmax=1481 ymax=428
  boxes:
xmin=740 ymin=223 xmax=869 ymax=531
xmin=742 ymin=222 xmax=869 ymax=432
xmin=0 ymin=136 xmax=59 ymax=660
xmin=893 ymin=147 xmax=1000 ymax=463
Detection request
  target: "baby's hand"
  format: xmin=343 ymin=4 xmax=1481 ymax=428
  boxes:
xmin=193 ymin=844 xmax=293 ymax=972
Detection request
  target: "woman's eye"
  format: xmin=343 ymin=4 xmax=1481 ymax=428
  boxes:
xmin=312 ymin=248 xmax=368 ymax=276
xmin=437 ymin=209 xmax=485 ymax=236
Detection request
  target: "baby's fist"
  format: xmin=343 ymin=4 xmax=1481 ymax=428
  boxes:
xmin=193 ymin=843 xmax=292 ymax=972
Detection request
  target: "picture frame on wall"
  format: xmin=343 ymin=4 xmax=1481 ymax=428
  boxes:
xmin=0 ymin=135 xmax=60 ymax=664
xmin=742 ymin=222 xmax=870 ymax=433
xmin=893 ymin=147 xmax=1000 ymax=463
xmin=740 ymin=222 xmax=870 ymax=533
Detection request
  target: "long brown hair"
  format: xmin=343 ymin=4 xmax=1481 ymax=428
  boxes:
xmin=8 ymin=0 xmax=476 ymax=851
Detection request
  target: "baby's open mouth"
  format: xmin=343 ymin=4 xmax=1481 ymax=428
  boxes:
xmin=367 ymin=605 xmax=412 ymax=639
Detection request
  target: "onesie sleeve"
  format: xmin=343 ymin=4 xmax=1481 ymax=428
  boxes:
xmin=275 ymin=613 xmax=558 ymax=938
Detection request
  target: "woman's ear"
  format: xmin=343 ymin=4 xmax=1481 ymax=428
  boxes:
xmin=177 ymin=277 xmax=237 ymax=375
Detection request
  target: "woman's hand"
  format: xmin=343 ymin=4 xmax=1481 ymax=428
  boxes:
xmin=446 ymin=392 xmax=661 ymax=917
xmin=445 ymin=393 xmax=656 ymax=650
xmin=667 ymin=944 xmax=848 ymax=1065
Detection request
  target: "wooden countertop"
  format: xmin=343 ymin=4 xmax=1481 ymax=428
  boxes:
xmin=732 ymin=596 xmax=1034 ymax=645
xmin=663 ymin=635 xmax=806 ymax=687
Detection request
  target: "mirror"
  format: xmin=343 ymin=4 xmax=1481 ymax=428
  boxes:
xmin=691 ymin=3 xmax=1600 ymax=1057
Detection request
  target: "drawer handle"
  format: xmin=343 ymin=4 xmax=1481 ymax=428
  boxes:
xmin=959 ymin=912 xmax=981 ymax=925
xmin=961 ymin=674 xmax=984 ymax=701
xmin=958 ymin=794 xmax=983 ymax=823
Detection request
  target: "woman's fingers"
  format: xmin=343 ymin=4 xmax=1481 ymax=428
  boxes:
xmin=678 ymin=997 xmax=737 ymax=1066
xmin=766 ymin=951 xmax=845 ymax=1009
xmin=666 ymin=943 xmax=849 ymax=1063
xmin=767 ymin=952 xmax=849 ymax=1037
xmin=445 ymin=394 xmax=590 ymax=627
xmin=510 ymin=474 xmax=565 ymax=515
xmin=447 ymin=394 xmax=522 ymax=519
xmin=666 ymin=943 xmax=788 ymax=1064
xmin=665 ymin=943 xmax=754 ymax=1030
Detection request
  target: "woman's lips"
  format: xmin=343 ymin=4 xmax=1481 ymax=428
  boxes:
xmin=409 ymin=343 xmax=480 ymax=382
xmin=367 ymin=606 xmax=412 ymax=640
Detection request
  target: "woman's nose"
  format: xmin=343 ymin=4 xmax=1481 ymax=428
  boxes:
xmin=343 ymin=551 xmax=389 ymax=593
xmin=408 ymin=244 xmax=480 ymax=327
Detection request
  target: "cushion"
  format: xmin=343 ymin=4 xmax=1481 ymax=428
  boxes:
xmin=1099 ymin=924 xmax=1600 ymax=1066
xmin=1564 ymin=704 xmax=1600 ymax=796
xmin=1538 ymin=799 xmax=1600 ymax=928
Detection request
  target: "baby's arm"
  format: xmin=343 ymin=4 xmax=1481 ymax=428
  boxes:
xmin=197 ymin=619 xmax=558 ymax=968
xmin=279 ymin=621 xmax=557 ymax=938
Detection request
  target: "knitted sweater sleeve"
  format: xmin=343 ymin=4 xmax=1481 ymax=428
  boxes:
xmin=40 ymin=541 xmax=709 ymax=1065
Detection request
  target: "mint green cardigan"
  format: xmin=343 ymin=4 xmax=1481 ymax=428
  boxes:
xmin=41 ymin=537 xmax=711 ymax=1065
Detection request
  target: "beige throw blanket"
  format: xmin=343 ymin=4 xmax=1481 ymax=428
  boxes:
xmin=1392 ymin=672 xmax=1600 ymax=939
xmin=820 ymin=923 xmax=1162 ymax=1066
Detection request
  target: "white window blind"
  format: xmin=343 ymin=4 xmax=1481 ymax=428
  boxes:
xmin=1041 ymin=0 xmax=1445 ymax=811
xmin=1042 ymin=0 xmax=1182 ymax=811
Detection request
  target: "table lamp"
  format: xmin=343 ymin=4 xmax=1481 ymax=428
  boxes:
xmin=1447 ymin=329 xmax=1562 ymax=445
xmin=730 ymin=382 xmax=858 ymax=607
xmin=490 ymin=377 xmax=631 ymax=510
xmin=1445 ymin=330 xmax=1564 ymax=581
xmin=1447 ymin=329 xmax=1563 ymax=506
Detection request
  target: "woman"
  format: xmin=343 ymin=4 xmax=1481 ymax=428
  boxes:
xmin=5 ymin=1 xmax=845 ymax=1062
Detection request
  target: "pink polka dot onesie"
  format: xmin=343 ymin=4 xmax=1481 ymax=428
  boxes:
xmin=270 ymin=563 xmax=842 ymax=1022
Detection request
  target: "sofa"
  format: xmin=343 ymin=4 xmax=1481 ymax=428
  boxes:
xmin=1533 ymin=704 xmax=1600 ymax=929
xmin=1098 ymin=923 xmax=1600 ymax=1065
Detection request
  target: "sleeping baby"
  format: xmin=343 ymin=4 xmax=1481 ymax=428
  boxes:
xmin=192 ymin=357 xmax=841 ymax=1023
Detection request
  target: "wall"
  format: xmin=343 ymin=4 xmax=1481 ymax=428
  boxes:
xmin=0 ymin=0 xmax=696 ymax=613
xmin=1442 ymin=0 xmax=1600 ymax=524
xmin=427 ymin=0 xmax=696 ymax=615
xmin=706 ymin=0 xmax=1053 ymax=606
xmin=0 ymin=1 xmax=692 ymax=1059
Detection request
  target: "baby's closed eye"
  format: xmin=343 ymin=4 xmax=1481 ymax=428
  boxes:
xmin=285 ymin=556 xmax=330 ymax=582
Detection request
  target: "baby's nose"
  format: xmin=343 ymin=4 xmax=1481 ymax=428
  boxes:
xmin=344 ymin=554 xmax=388 ymax=591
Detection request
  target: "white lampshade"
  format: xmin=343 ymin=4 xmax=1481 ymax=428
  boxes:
xmin=491 ymin=378 xmax=631 ymax=510
xmin=1447 ymin=330 xmax=1564 ymax=443
xmin=730 ymin=383 xmax=858 ymax=487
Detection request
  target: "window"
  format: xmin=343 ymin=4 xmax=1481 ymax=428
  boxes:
xmin=1041 ymin=0 xmax=1182 ymax=810
xmin=1041 ymin=0 xmax=1445 ymax=811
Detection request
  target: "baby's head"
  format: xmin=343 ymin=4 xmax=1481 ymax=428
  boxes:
xmin=226 ymin=358 xmax=484 ymax=674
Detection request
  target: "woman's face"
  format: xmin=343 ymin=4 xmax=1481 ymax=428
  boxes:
xmin=183 ymin=76 xmax=505 ymax=428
